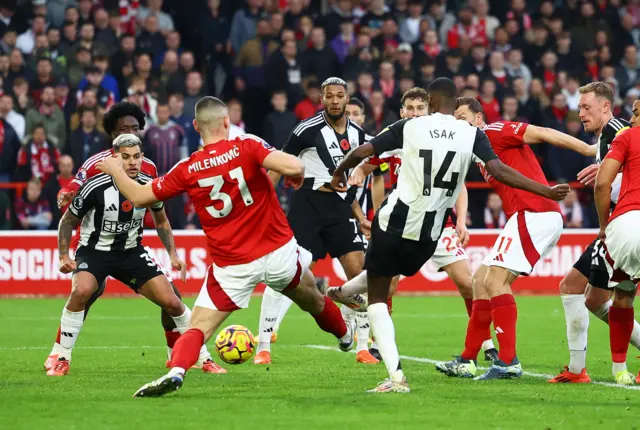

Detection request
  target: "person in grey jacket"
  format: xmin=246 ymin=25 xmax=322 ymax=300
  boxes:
xmin=229 ymin=0 xmax=263 ymax=55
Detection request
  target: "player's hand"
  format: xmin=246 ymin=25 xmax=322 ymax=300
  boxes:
xmin=455 ymin=222 xmax=470 ymax=247
xmin=598 ymin=228 xmax=607 ymax=241
xmin=57 ymin=190 xmax=75 ymax=208
xmin=331 ymin=172 xmax=348 ymax=192
xmin=577 ymin=164 xmax=599 ymax=187
xmin=348 ymin=165 xmax=367 ymax=187
xmin=96 ymin=153 xmax=122 ymax=176
xmin=284 ymin=174 xmax=304 ymax=190
xmin=547 ymin=183 xmax=571 ymax=201
xmin=359 ymin=219 xmax=372 ymax=240
xmin=59 ymin=255 xmax=76 ymax=274
xmin=171 ymin=256 xmax=187 ymax=282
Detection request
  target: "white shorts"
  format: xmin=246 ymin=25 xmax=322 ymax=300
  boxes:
xmin=194 ymin=238 xmax=312 ymax=312
xmin=482 ymin=211 xmax=563 ymax=275
xmin=429 ymin=227 xmax=468 ymax=271
xmin=604 ymin=211 xmax=640 ymax=290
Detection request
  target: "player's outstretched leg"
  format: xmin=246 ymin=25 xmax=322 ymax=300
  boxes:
xmin=608 ymin=283 xmax=637 ymax=385
xmin=254 ymin=286 xmax=284 ymax=365
xmin=46 ymin=272 xmax=100 ymax=376
xmin=475 ymin=267 xmax=523 ymax=381
xmin=134 ymin=306 xmax=232 ymax=398
xmin=370 ymin=276 xmax=399 ymax=361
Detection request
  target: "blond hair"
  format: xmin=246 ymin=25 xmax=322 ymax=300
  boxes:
xmin=578 ymin=81 xmax=614 ymax=104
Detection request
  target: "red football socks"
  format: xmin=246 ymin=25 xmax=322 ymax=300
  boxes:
xmin=55 ymin=325 xmax=61 ymax=343
xmin=387 ymin=297 xmax=393 ymax=316
xmin=464 ymin=298 xmax=473 ymax=317
xmin=165 ymin=330 xmax=181 ymax=349
xmin=169 ymin=328 xmax=204 ymax=371
xmin=461 ymin=299 xmax=492 ymax=360
xmin=312 ymin=296 xmax=347 ymax=338
xmin=491 ymin=294 xmax=518 ymax=364
xmin=609 ymin=306 xmax=634 ymax=363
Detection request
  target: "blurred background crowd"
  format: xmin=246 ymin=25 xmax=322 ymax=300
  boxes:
xmin=0 ymin=0 xmax=638 ymax=230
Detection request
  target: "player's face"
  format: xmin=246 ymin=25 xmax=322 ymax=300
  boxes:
xmin=345 ymin=104 xmax=365 ymax=126
xmin=323 ymin=85 xmax=348 ymax=121
xmin=454 ymin=105 xmax=483 ymax=127
xmin=630 ymin=100 xmax=640 ymax=127
xmin=113 ymin=115 xmax=141 ymax=139
xmin=118 ymin=145 xmax=143 ymax=178
xmin=578 ymin=92 xmax=609 ymax=133
xmin=400 ymin=98 xmax=427 ymax=118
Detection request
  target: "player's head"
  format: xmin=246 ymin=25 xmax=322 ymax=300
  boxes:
xmin=578 ymin=81 xmax=614 ymax=133
xmin=112 ymin=133 xmax=143 ymax=178
xmin=400 ymin=87 xmax=428 ymax=118
xmin=454 ymin=97 xmax=486 ymax=127
xmin=630 ymin=99 xmax=640 ymax=127
xmin=103 ymin=101 xmax=147 ymax=140
xmin=194 ymin=96 xmax=230 ymax=144
xmin=345 ymin=97 xmax=365 ymax=127
xmin=426 ymin=78 xmax=458 ymax=115
xmin=321 ymin=77 xmax=349 ymax=121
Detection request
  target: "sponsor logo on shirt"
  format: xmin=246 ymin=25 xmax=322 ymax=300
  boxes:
xmin=102 ymin=218 xmax=142 ymax=233
xmin=77 ymin=168 xmax=87 ymax=181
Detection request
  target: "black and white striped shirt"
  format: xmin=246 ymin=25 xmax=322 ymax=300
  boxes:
xmin=596 ymin=117 xmax=630 ymax=204
xmin=69 ymin=173 xmax=164 ymax=252
xmin=370 ymin=114 xmax=497 ymax=242
xmin=283 ymin=112 xmax=367 ymax=199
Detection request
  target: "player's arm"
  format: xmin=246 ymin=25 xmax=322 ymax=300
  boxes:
xmin=371 ymin=174 xmax=385 ymax=212
xmin=58 ymin=208 xmax=82 ymax=274
xmin=454 ymin=184 xmax=469 ymax=247
xmin=523 ymin=125 xmax=596 ymax=157
xmin=474 ymin=129 xmax=570 ymax=201
xmin=595 ymin=134 xmax=627 ymax=238
xmin=266 ymin=130 xmax=309 ymax=188
xmin=261 ymin=151 xmax=304 ymax=177
xmin=349 ymin=161 xmax=378 ymax=187
xmin=150 ymin=207 xmax=187 ymax=282
xmin=350 ymin=199 xmax=371 ymax=239
xmin=96 ymin=155 xmax=161 ymax=207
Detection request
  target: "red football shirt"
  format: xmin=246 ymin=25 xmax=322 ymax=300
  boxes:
xmin=605 ymin=127 xmax=640 ymax=222
xmin=152 ymin=136 xmax=293 ymax=267
xmin=480 ymin=121 xmax=560 ymax=218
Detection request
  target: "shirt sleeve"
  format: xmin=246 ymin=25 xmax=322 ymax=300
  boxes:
xmin=487 ymin=122 xmax=528 ymax=149
xmin=472 ymin=129 xmax=499 ymax=164
xmin=605 ymin=133 xmax=629 ymax=164
xmin=151 ymin=159 xmax=188 ymax=201
xmin=370 ymin=119 xmax=408 ymax=155
xmin=243 ymin=135 xmax=276 ymax=165
xmin=68 ymin=181 xmax=97 ymax=219
xmin=282 ymin=130 xmax=310 ymax=157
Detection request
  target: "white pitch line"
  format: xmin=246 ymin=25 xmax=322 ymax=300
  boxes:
xmin=305 ymin=345 xmax=640 ymax=392
xmin=0 ymin=345 xmax=163 ymax=351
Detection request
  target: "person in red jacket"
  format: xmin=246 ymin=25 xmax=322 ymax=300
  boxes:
xmin=294 ymin=80 xmax=323 ymax=120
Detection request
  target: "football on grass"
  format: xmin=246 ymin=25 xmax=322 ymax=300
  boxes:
xmin=214 ymin=325 xmax=256 ymax=364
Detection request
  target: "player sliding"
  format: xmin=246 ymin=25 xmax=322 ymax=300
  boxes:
xmin=595 ymin=102 xmax=640 ymax=385
xmin=436 ymin=98 xmax=594 ymax=380
xmin=331 ymin=78 xmax=569 ymax=393
xmin=96 ymin=97 xmax=354 ymax=398
xmin=332 ymin=87 xmax=497 ymax=362
xmin=43 ymin=102 xmax=223 ymax=374
xmin=550 ymin=83 xmax=640 ymax=384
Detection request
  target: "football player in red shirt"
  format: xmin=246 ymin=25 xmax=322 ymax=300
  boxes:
xmin=436 ymin=97 xmax=595 ymax=380
xmin=594 ymin=99 xmax=640 ymax=385
xmin=44 ymin=102 xmax=222 ymax=375
xmin=97 ymin=97 xmax=354 ymax=398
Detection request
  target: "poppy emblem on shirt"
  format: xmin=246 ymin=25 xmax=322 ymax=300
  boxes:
xmin=339 ymin=139 xmax=350 ymax=151
xmin=122 ymin=200 xmax=133 ymax=212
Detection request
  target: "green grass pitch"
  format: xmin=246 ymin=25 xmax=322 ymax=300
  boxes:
xmin=1 ymin=296 xmax=638 ymax=430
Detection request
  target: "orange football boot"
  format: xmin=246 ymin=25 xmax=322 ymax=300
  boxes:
xmin=44 ymin=354 xmax=58 ymax=371
xmin=46 ymin=358 xmax=70 ymax=376
xmin=201 ymin=359 xmax=227 ymax=374
xmin=254 ymin=351 xmax=272 ymax=365
xmin=547 ymin=366 xmax=591 ymax=383
xmin=356 ymin=350 xmax=380 ymax=364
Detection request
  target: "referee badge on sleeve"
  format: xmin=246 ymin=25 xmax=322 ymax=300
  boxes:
xmin=73 ymin=196 xmax=84 ymax=210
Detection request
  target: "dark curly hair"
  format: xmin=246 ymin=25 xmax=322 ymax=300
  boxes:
xmin=102 ymin=101 xmax=146 ymax=137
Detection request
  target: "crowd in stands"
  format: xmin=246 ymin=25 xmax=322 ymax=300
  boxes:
xmin=0 ymin=0 xmax=638 ymax=230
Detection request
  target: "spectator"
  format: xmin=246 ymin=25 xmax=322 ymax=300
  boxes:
xmin=378 ymin=60 xmax=397 ymax=99
xmin=477 ymin=79 xmax=500 ymax=124
xmin=46 ymin=27 xmax=67 ymax=72
xmin=15 ymin=179 xmax=52 ymax=230
xmin=616 ymin=45 xmax=639 ymax=95
xmin=536 ymin=51 xmax=559 ymax=96
xmin=343 ymin=45 xmax=377 ymax=81
xmin=127 ymin=76 xmax=158 ymax=124
xmin=571 ymin=1 xmax=611 ymax=54
xmin=426 ymin=0 xmax=456 ymax=44
xmin=302 ymin=27 xmax=341 ymax=83
xmin=505 ymin=48 xmax=531 ymax=88
xmin=367 ymin=90 xmax=398 ymax=133
xmin=500 ymin=94 xmax=520 ymax=122
xmin=525 ymin=23 xmax=552 ymax=71
xmin=234 ymin=17 xmax=279 ymax=90
xmin=360 ymin=0 xmax=392 ymax=39
xmin=473 ymin=0 xmax=500 ymax=41
xmin=485 ymin=51 xmax=511 ymax=92
xmin=0 ymin=112 xmax=20 ymax=182
xmin=492 ymin=26 xmax=511 ymax=53
xmin=30 ymin=57 xmax=57 ymax=105
xmin=69 ymin=88 xmax=104 ymax=133
xmin=134 ymin=52 xmax=162 ymax=99
xmin=438 ymin=48 xmax=463 ymax=79
xmin=372 ymin=17 xmax=400 ymax=53
xmin=322 ymin=0 xmax=353 ymax=42
xmin=544 ymin=92 xmax=569 ymax=131
xmin=559 ymin=189 xmax=584 ymax=228
xmin=144 ymin=101 xmax=187 ymax=175
xmin=229 ymin=0 xmax=263 ymax=56
xmin=25 ymin=86 xmax=66 ymax=148
xmin=78 ymin=52 xmax=120 ymax=102
xmin=228 ymin=99 xmax=245 ymax=132
xmin=265 ymin=39 xmax=303 ymax=105
xmin=183 ymin=70 xmax=205 ymax=121
xmin=77 ymin=0 xmax=94 ymax=27
xmin=294 ymin=80 xmax=322 ymax=121
xmin=506 ymin=0 xmax=531 ymax=35
xmin=555 ymin=32 xmax=576 ymax=72
xmin=74 ymin=22 xmax=107 ymax=59
xmin=66 ymin=107 xmax=108 ymax=169
xmin=530 ymin=78 xmax=550 ymax=110
xmin=448 ymin=5 xmax=486 ymax=49
xmin=43 ymin=154 xmax=75 ymax=223
xmin=1 ymin=28 xmax=17 ymax=55
xmin=484 ymin=192 xmax=506 ymax=229
xmin=16 ymin=124 xmax=61 ymax=183
xmin=199 ymin=0 xmax=230 ymax=68
xmin=0 ymin=52 xmax=7 ymax=81
xmin=168 ymin=92 xmax=198 ymax=154
xmin=94 ymin=8 xmax=118 ymax=54
xmin=111 ymin=34 xmax=136 ymax=85
xmin=511 ymin=77 xmax=539 ymax=126
xmin=11 ymin=76 xmax=32 ymax=116
xmin=138 ymin=0 xmax=175 ymax=35
xmin=296 ymin=15 xmax=314 ymax=53
xmin=562 ymin=75 xmax=581 ymax=111
xmin=67 ymin=46 xmax=93 ymax=89
xmin=0 ymin=187 xmax=10 ymax=229
xmin=59 ymin=20 xmax=78 ymax=60
xmin=396 ymin=43 xmax=415 ymax=77
xmin=284 ymin=0 xmax=308 ymax=31
xmin=465 ymin=44 xmax=487 ymax=75
xmin=137 ymin=15 xmax=166 ymax=59
xmin=0 ymin=2 xmax=14 ymax=40
xmin=56 ymin=78 xmax=73 ymax=122
xmin=0 ymin=93 xmax=25 ymax=141
xmin=399 ymin=0 xmax=424 ymax=44
xmin=330 ymin=17 xmax=356 ymax=64
xmin=546 ymin=112 xmax=593 ymax=182
xmin=77 ymin=66 xmax=116 ymax=111
xmin=263 ymin=90 xmax=297 ymax=149
xmin=418 ymin=58 xmax=437 ymax=88
xmin=16 ymin=14 xmax=46 ymax=55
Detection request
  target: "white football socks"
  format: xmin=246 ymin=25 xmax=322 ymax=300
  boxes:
xmin=59 ymin=308 xmax=85 ymax=361
xmin=481 ymin=339 xmax=496 ymax=352
xmin=340 ymin=270 xmax=369 ymax=296
xmin=355 ymin=311 xmax=370 ymax=353
xmin=561 ymin=294 xmax=589 ymax=373
xmin=257 ymin=287 xmax=283 ymax=353
xmin=273 ymin=295 xmax=293 ymax=334
xmin=171 ymin=306 xmax=191 ymax=334
xmin=368 ymin=302 xmax=404 ymax=383
xmin=612 ymin=361 xmax=628 ymax=376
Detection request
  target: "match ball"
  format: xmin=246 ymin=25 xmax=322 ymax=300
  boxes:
xmin=214 ymin=325 xmax=256 ymax=364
